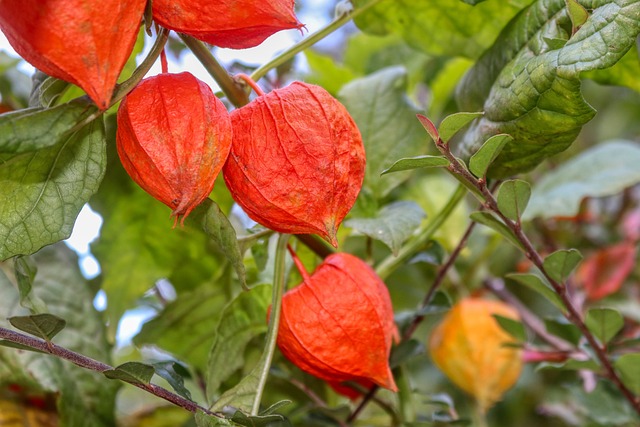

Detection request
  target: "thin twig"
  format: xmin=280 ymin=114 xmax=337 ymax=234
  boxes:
xmin=484 ymin=277 xmax=572 ymax=351
xmin=0 ymin=327 xmax=223 ymax=418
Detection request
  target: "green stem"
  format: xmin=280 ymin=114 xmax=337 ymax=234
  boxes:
xmin=251 ymin=233 xmax=290 ymax=415
xmin=179 ymin=34 xmax=250 ymax=108
xmin=375 ymin=184 xmax=467 ymax=280
xmin=111 ymin=27 xmax=170 ymax=106
xmin=250 ymin=0 xmax=388 ymax=82
xmin=473 ymin=401 xmax=489 ymax=427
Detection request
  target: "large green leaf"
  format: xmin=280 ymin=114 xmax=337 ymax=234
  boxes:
xmin=338 ymin=66 xmax=426 ymax=199
xmin=456 ymin=0 xmax=640 ymax=177
xmin=353 ymin=0 xmax=533 ymax=58
xmin=0 ymin=117 xmax=106 ymax=260
xmin=345 ymin=201 xmax=426 ymax=256
xmin=206 ymin=284 xmax=272 ymax=401
xmin=524 ymin=140 xmax=640 ymax=219
xmin=0 ymin=98 xmax=97 ymax=153
xmin=93 ymin=184 xmax=225 ymax=338
xmin=134 ymin=286 xmax=229 ymax=371
xmin=0 ymin=244 xmax=118 ymax=426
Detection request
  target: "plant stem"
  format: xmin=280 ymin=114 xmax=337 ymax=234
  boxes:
xmin=375 ymin=184 xmax=467 ymax=280
xmin=0 ymin=327 xmax=222 ymax=418
xmin=251 ymin=233 xmax=290 ymax=415
xmin=111 ymin=28 xmax=170 ymax=106
xmin=249 ymin=0 xmax=388 ymax=82
xmin=433 ymin=134 xmax=640 ymax=416
xmin=179 ymin=34 xmax=250 ymax=108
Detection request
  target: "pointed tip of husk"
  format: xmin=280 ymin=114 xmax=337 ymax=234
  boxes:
xmin=322 ymin=220 xmax=339 ymax=248
xmin=372 ymin=365 xmax=398 ymax=392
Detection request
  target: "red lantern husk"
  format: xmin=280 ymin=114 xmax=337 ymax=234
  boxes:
xmin=276 ymin=253 xmax=398 ymax=392
xmin=223 ymin=82 xmax=365 ymax=246
xmin=0 ymin=0 xmax=146 ymax=109
xmin=116 ymin=72 xmax=232 ymax=224
xmin=152 ymin=0 xmax=303 ymax=49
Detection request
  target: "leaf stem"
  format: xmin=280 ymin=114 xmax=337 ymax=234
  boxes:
xmin=179 ymin=34 xmax=250 ymax=108
xmin=251 ymin=233 xmax=290 ymax=415
xmin=249 ymin=0 xmax=388 ymax=82
xmin=0 ymin=326 xmax=223 ymax=418
xmin=375 ymin=184 xmax=467 ymax=280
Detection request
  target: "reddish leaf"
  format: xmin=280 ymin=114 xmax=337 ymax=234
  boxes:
xmin=0 ymin=0 xmax=146 ymax=109
xmin=576 ymin=242 xmax=637 ymax=301
xmin=116 ymin=72 xmax=232 ymax=224
xmin=276 ymin=253 xmax=398 ymax=392
xmin=224 ymin=82 xmax=365 ymax=246
xmin=152 ymin=0 xmax=303 ymax=49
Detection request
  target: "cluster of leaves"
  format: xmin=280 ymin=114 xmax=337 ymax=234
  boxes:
xmin=0 ymin=0 xmax=639 ymax=426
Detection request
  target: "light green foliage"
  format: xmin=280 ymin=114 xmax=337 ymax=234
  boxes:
xmin=525 ymin=140 xmax=640 ymax=219
xmin=345 ymin=201 xmax=426 ymax=255
xmin=353 ymin=0 xmax=533 ymax=58
xmin=339 ymin=66 xmax=426 ymax=199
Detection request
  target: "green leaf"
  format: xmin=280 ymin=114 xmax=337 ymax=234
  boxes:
xmin=506 ymin=272 xmax=566 ymax=314
xmin=544 ymin=318 xmax=582 ymax=345
xmin=468 ymin=134 xmax=512 ymax=178
xmin=543 ymin=249 xmax=582 ymax=283
xmin=134 ymin=286 xmax=229 ymax=371
xmin=457 ymin=0 xmax=640 ymax=177
xmin=13 ymin=256 xmax=47 ymax=313
xmin=187 ymin=199 xmax=246 ymax=289
xmin=389 ymin=339 xmax=425 ymax=368
xmin=94 ymin=184 xmax=224 ymax=338
xmin=565 ymin=0 xmax=589 ymax=33
xmin=572 ymin=381 xmax=639 ymax=425
xmin=536 ymin=358 xmax=599 ymax=371
xmin=614 ymin=353 xmax=640 ymax=394
xmin=584 ymin=47 xmax=640 ymax=93
xmin=260 ymin=400 xmax=292 ymax=416
xmin=438 ymin=112 xmax=484 ymax=143
xmin=206 ymin=284 xmax=272 ymax=401
xmin=353 ymin=0 xmax=531 ymax=58
xmin=195 ymin=411 xmax=233 ymax=427
xmin=152 ymin=361 xmax=193 ymax=401
xmin=0 ymin=117 xmax=106 ymax=260
xmin=469 ymin=211 xmax=524 ymax=250
xmin=8 ymin=313 xmax=66 ymax=341
xmin=0 ymin=244 xmax=118 ymax=426
xmin=497 ymin=179 xmax=531 ymax=222
xmin=230 ymin=411 xmax=290 ymax=427
xmin=104 ymin=362 xmax=155 ymax=385
xmin=381 ymin=155 xmax=450 ymax=175
xmin=28 ymin=73 xmax=70 ymax=108
xmin=585 ymin=308 xmax=624 ymax=344
xmin=493 ymin=314 xmax=526 ymax=342
xmin=304 ymin=49 xmax=358 ymax=95
xmin=525 ymin=140 xmax=640 ymax=219
xmin=345 ymin=201 xmax=426 ymax=256
xmin=339 ymin=66 xmax=426 ymax=199
xmin=0 ymin=98 xmax=97 ymax=153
